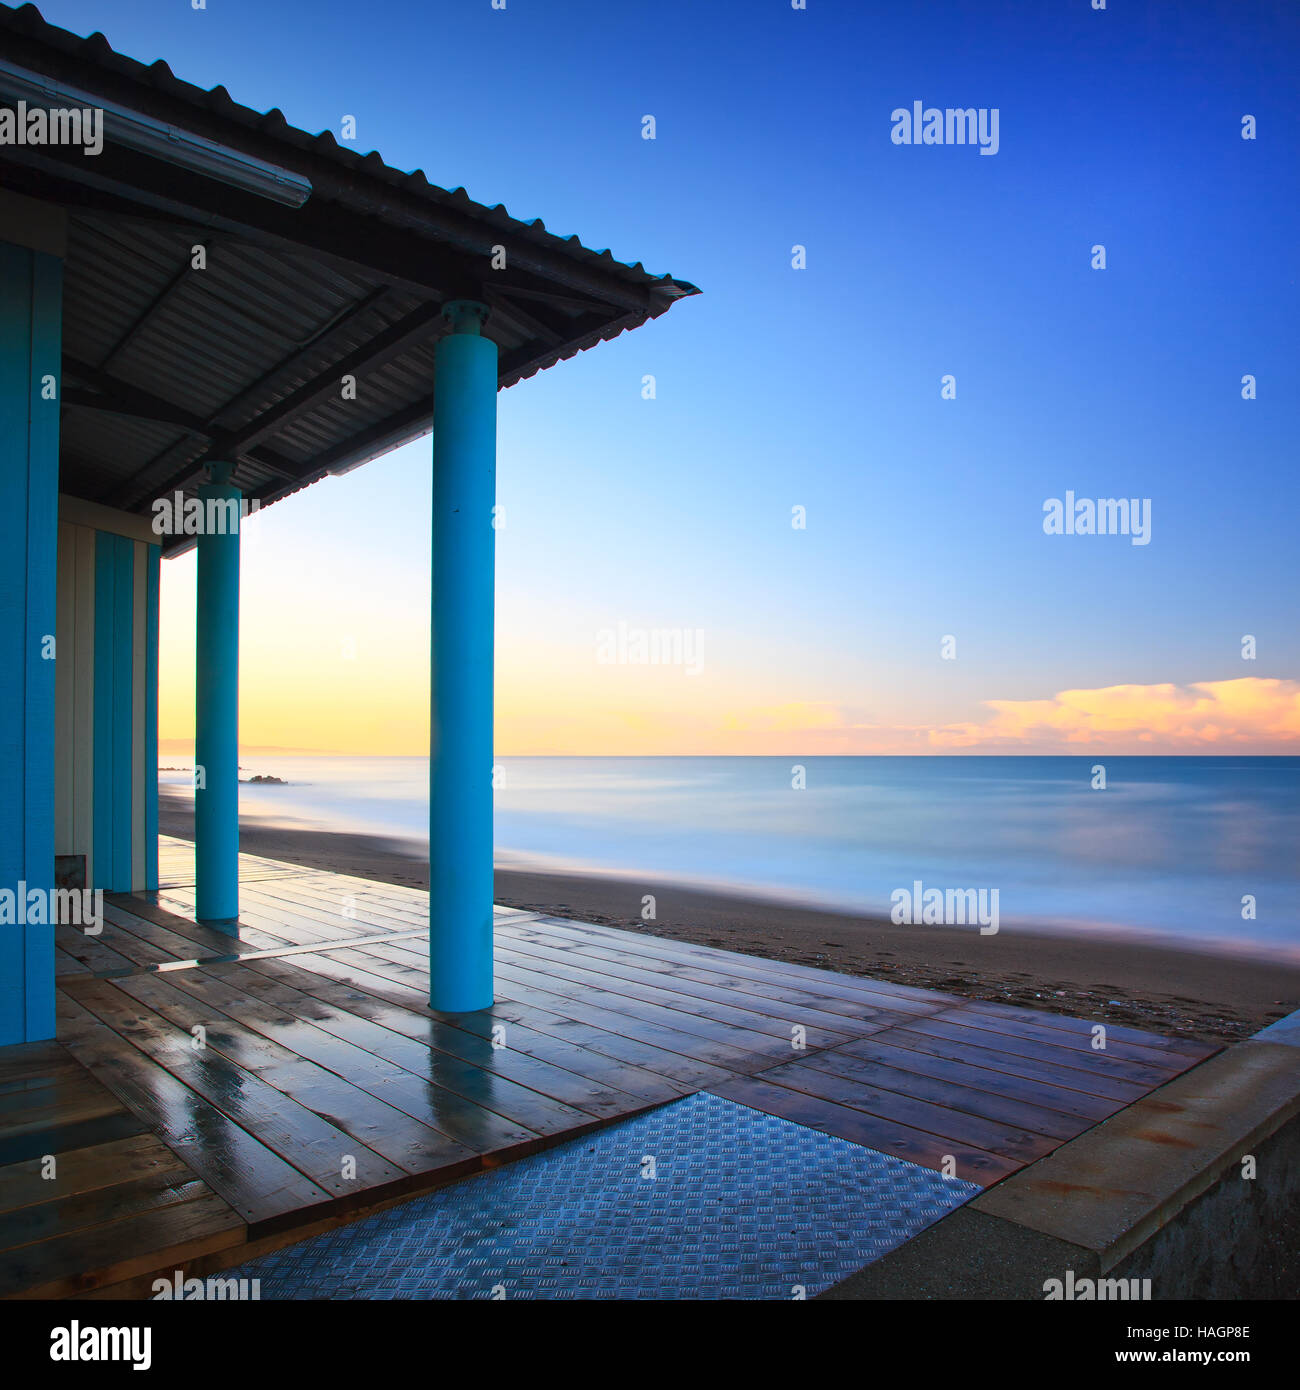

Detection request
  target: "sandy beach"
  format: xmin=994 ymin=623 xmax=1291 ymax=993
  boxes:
xmin=159 ymin=791 xmax=1300 ymax=1045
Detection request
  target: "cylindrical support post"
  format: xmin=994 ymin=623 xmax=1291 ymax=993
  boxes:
xmin=429 ymin=301 xmax=497 ymax=1013
xmin=194 ymin=463 xmax=241 ymax=928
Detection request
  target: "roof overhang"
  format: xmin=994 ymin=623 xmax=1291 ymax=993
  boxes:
xmin=0 ymin=3 xmax=698 ymax=554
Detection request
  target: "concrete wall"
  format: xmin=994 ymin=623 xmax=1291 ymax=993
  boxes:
xmin=1114 ymin=1101 xmax=1300 ymax=1299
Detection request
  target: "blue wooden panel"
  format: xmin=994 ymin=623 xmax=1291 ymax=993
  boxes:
xmin=111 ymin=533 xmax=134 ymax=891
xmin=22 ymin=251 xmax=61 ymax=1040
xmin=0 ymin=242 xmax=61 ymax=1045
xmin=145 ymin=543 xmax=160 ymax=890
xmin=92 ymin=531 xmax=115 ymax=892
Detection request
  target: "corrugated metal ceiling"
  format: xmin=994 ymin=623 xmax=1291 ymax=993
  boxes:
xmin=0 ymin=3 xmax=698 ymax=551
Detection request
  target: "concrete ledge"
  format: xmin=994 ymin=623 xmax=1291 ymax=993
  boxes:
xmin=824 ymin=1008 xmax=1300 ymax=1299
xmin=971 ymin=1039 xmax=1300 ymax=1271
xmin=1111 ymin=1109 xmax=1300 ymax=1298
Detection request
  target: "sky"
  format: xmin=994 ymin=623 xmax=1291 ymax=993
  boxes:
xmin=38 ymin=0 xmax=1300 ymax=755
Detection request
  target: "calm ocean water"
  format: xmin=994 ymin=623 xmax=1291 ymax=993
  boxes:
xmin=163 ymin=756 xmax=1300 ymax=960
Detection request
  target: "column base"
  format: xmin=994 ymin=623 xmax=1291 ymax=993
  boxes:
xmin=195 ymin=916 xmax=240 ymax=933
xmin=427 ymin=1004 xmax=494 ymax=1019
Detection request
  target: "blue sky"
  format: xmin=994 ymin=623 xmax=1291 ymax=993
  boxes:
xmin=37 ymin=0 xmax=1300 ymax=752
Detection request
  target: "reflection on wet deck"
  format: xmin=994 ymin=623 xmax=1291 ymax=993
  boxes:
xmin=2 ymin=836 xmax=1215 ymax=1297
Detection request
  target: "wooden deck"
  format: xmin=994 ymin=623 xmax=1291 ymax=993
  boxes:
xmin=0 ymin=1041 xmax=244 ymax=1298
xmin=2 ymin=836 xmax=1217 ymax=1297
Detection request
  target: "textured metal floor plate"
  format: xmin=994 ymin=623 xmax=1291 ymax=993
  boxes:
xmin=221 ymin=1092 xmax=979 ymax=1299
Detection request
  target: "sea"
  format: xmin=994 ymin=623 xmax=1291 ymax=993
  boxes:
xmin=161 ymin=755 xmax=1300 ymax=960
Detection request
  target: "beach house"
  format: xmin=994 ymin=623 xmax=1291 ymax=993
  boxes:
xmin=0 ymin=0 xmax=698 ymax=1046
xmin=1 ymin=3 xmax=1292 ymax=1308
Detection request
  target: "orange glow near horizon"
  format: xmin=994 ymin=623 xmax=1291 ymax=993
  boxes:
xmin=157 ymin=482 xmax=1300 ymax=758
xmin=159 ymin=541 xmax=1300 ymax=761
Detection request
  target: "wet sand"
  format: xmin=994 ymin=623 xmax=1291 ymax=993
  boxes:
xmin=160 ymin=792 xmax=1300 ymax=1045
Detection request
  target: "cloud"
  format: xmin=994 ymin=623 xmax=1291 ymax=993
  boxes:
xmin=719 ymin=679 xmax=1300 ymax=753
xmin=929 ymin=678 xmax=1300 ymax=751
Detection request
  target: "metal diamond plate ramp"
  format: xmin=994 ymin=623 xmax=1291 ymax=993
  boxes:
xmin=222 ymin=1092 xmax=980 ymax=1299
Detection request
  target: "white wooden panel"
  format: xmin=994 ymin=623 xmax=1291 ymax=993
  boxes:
xmin=72 ymin=524 xmax=95 ymax=886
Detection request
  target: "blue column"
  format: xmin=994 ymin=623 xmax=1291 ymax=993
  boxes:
xmin=194 ymin=463 xmax=240 ymax=927
xmin=429 ymin=301 xmax=497 ymax=1013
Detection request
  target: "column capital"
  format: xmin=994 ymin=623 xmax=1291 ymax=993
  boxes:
xmin=441 ymin=299 xmax=490 ymax=335
xmin=202 ymin=459 xmax=236 ymax=488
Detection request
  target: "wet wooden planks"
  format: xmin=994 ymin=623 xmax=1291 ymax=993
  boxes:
xmin=14 ymin=836 xmax=1222 ymax=1294
xmin=155 ymin=837 xmax=310 ymax=889
xmin=708 ymin=1001 xmax=1217 ymax=1186
xmin=0 ymin=1041 xmax=242 ymax=1298
xmin=49 ymin=905 xmax=794 ymax=1245
xmin=469 ymin=904 xmax=1217 ymax=1186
